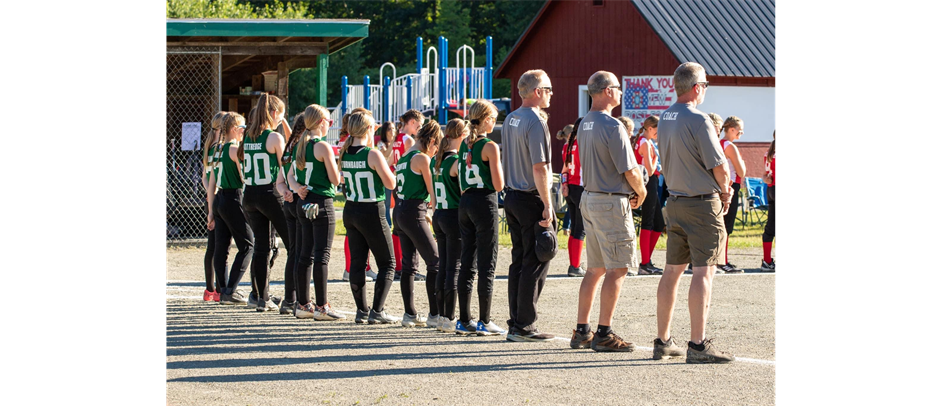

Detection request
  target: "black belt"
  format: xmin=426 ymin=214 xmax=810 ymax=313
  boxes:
xmin=507 ymin=188 xmax=539 ymax=195
xmin=586 ymin=191 xmax=630 ymax=197
xmin=671 ymin=193 xmax=718 ymax=200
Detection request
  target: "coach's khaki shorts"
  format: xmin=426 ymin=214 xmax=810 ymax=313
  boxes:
xmin=665 ymin=196 xmax=727 ymax=267
xmin=580 ymin=191 xmax=639 ymax=270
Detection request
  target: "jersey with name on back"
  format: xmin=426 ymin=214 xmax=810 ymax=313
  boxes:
xmin=431 ymin=151 xmax=461 ymax=209
xmin=396 ymin=150 xmax=430 ymax=202
xmin=340 ymin=145 xmax=386 ymax=203
xmin=242 ymin=129 xmax=280 ymax=186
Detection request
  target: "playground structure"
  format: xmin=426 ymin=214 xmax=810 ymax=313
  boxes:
xmin=326 ymin=36 xmax=493 ymax=142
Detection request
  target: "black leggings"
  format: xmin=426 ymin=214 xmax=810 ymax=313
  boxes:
xmin=504 ymin=189 xmax=554 ymax=333
xmin=213 ymin=189 xmax=254 ymax=295
xmin=296 ymin=193 xmax=335 ymax=307
xmin=203 ymin=204 xmax=221 ymax=292
xmin=641 ymin=175 xmax=665 ymax=232
xmin=723 ymin=182 xmax=741 ymax=235
xmin=343 ymin=201 xmax=396 ymax=313
xmin=394 ymin=199 xmax=440 ymax=317
xmin=458 ymin=188 xmax=499 ymax=324
xmin=433 ymin=209 xmax=462 ymax=320
xmin=281 ymin=194 xmax=301 ymax=303
xmin=762 ymin=185 xmax=775 ymax=242
xmin=244 ymin=186 xmax=291 ymax=302
xmin=565 ymin=184 xmax=586 ymax=240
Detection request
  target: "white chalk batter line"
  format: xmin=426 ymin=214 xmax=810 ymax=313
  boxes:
xmin=166 ymin=293 xmax=775 ymax=366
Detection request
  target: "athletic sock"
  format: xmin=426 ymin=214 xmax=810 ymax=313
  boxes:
xmin=568 ymin=237 xmax=584 ymax=268
xmin=576 ymin=324 xmax=590 ymax=335
xmin=344 ymin=236 xmax=351 ymax=272
xmin=392 ymin=234 xmax=402 ymax=272
xmin=639 ymin=229 xmax=651 ymax=264
xmin=763 ymin=242 xmax=773 ymax=263
xmin=689 ymin=341 xmax=706 ymax=351
xmin=597 ymin=325 xmax=612 ymax=337
xmin=649 ymin=231 xmax=661 ymax=259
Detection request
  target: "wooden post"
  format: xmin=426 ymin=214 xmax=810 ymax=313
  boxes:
xmin=277 ymin=61 xmax=288 ymax=112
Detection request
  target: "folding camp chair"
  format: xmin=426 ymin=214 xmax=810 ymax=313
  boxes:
xmin=741 ymin=177 xmax=769 ymax=228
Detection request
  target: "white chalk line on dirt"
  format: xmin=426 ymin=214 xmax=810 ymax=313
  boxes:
xmin=166 ymin=292 xmax=775 ymax=366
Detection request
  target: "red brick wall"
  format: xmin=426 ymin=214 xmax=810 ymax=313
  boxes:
xmin=735 ymin=142 xmax=773 ymax=181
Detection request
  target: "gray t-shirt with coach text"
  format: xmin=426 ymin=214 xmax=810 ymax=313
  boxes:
xmin=578 ymin=110 xmax=640 ymax=195
xmin=502 ymin=107 xmax=551 ymax=192
xmin=658 ymin=102 xmax=727 ymax=197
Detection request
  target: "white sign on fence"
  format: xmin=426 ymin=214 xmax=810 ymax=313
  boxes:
xmin=181 ymin=122 xmax=201 ymax=151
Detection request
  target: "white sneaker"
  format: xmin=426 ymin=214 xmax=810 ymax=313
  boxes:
xmin=401 ymin=312 xmax=428 ymax=327
xmin=295 ymin=302 xmax=316 ymax=319
xmin=313 ymin=303 xmax=346 ymax=321
xmin=439 ymin=317 xmax=457 ymax=333
xmin=426 ymin=314 xmax=441 ymax=329
xmin=476 ymin=320 xmax=507 ymax=336
xmin=342 ymin=271 xmax=350 ymax=282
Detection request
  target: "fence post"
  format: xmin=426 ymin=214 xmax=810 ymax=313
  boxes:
xmin=341 ymin=75 xmax=348 ymax=116
xmin=417 ymin=37 xmax=423 ymax=74
xmin=383 ymin=76 xmax=391 ymax=123
xmin=486 ymin=36 xmax=493 ymax=100
xmin=363 ymin=75 xmax=371 ymax=116
xmin=407 ymin=76 xmax=413 ymax=111
xmin=438 ymin=36 xmax=446 ymax=124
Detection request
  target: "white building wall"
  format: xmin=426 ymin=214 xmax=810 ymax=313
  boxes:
xmin=698 ymin=86 xmax=775 ymax=142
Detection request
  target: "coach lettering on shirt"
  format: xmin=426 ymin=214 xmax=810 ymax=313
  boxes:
xmin=502 ymin=69 xmax=556 ymax=342
xmin=655 ymin=62 xmax=736 ymax=363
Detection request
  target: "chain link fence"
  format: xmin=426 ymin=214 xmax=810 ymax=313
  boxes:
xmin=167 ymin=47 xmax=220 ymax=241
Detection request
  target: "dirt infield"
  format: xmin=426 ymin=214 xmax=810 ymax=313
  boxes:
xmin=167 ymin=238 xmax=774 ymax=405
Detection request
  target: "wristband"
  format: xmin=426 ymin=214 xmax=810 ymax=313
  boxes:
xmin=560 ymin=173 xmax=568 ymax=184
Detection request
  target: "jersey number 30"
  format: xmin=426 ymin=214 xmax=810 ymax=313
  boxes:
xmin=342 ymin=171 xmax=379 ymax=202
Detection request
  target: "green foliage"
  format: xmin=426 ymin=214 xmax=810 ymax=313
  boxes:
xmin=167 ymin=0 xmax=547 ymax=107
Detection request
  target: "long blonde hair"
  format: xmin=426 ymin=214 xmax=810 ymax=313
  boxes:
xmin=436 ymin=118 xmax=469 ymax=171
xmin=240 ymin=94 xmax=285 ymax=160
xmin=204 ymin=111 xmax=227 ymax=168
xmin=632 ymin=115 xmax=656 ymax=146
xmin=294 ymin=104 xmax=331 ymax=170
xmin=415 ymin=121 xmax=443 ymax=155
xmin=720 ymin=116 xmax=744 ymax=139
xmin=465 ymin=100 xmax=497 ymax=165
xmin=337 ymin=111 xmax=376 ymax=164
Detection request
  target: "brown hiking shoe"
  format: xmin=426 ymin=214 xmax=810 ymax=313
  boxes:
xmin=686 ymin=338 xmax=736 ymax=364
xmin=570 ymin=329 xmax=594 ymax=349
xmin=590 ymin=331 xmax=635 ymax=352
xmin=653 ymin=337 xmax=686 ymax=360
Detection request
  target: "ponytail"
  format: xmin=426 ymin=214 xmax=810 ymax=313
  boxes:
xmin=415 ymin=121 xmax=443 ymax=154
xmin=720 ymin=115 xmax=743 ymax=140
xmin=437 ymin=118 xmax=469 ymax=171
xmin=464 ymin=100 xmax=497 ymax=165
xmin=295 ymin=104 xmax=330 ymax=170
xmin=204 ymin=111 xmax=227 ymax=168
xmin=241 ymin=94 xmax=285 ymax=161
xmin=338 ymin=111 xmax=375 ymax=164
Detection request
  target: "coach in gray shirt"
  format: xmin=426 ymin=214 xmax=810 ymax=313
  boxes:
xmin=502 ymin=69 xmax=555 ymax=342
xmin=654 ymin=62 xmax=736 ymax=364
xmin=569 ymin=71 xmax=647 ymax=352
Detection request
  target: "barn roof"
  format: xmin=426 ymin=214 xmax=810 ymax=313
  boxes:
xmin=495 ymin=0 xmax=774 ymax=78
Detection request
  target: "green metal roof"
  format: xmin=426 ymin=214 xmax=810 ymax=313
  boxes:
xmin=167 ymin=19 xmax=370 ymax=38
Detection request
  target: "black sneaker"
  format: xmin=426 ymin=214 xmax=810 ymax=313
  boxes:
xmin=570 ymin=330 xmax=594 ymax=349
xmin=567 ymin=265 xmax=586 ymax=277
xmin=394 ymin=271 xmax=402 ymax=281
xmin=368 ymin=309 xmax=400 ymax=324
xmin=653 ymin=337 xmax=685 ymax=360
xmin=723 ymin=263 xmax=743 ymax=274
xmin=279 ymin=300 xmax=296 ymax=315
xmin=507 ymin=329 xmax=555 ymax=342
xmin=761 ymin=259 xmax=775 ymax=272
xmin=246 ymin=292 xmax=259 ymax=309
xmin=638 ymin=262 xmax=663 ymax=275
xmin=414 ymin=273 xmax=426 ymax=281
xmin=354 ymin=308 xmax=370 ymax=324
xmin=590 ymin=331 xmax=635 ymax=352
xmin=686 ymin=338 xmax=736 ymax=364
